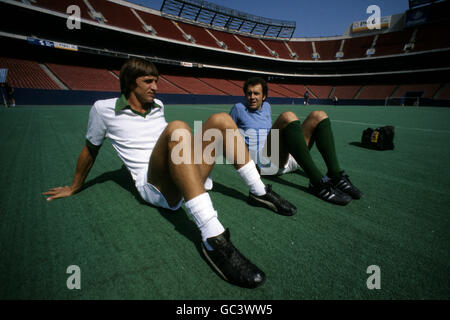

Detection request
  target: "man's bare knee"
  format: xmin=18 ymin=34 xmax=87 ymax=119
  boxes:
xmin=309 ymin=110 xmax=328 ymax=122
xmin=206 ymin=112 xmax=235 ymax=129
xmin=275 ymin=111 xmax=299 ymax=129
xmin=166 ymin=121 xmax=192 ymax=150
xmin=167 ymin=120 xmax=191 ymax=132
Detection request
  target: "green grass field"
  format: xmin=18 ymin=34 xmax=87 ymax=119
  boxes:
xmin=0 ymin=103 xmax=449 ymax=299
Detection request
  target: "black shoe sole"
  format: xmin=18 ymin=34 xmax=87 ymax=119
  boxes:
xmin=309 ymin=189 xmax=352 ymax=206
xmin=248 ymin=196 xmax=296 ymax=216
xmin=201 ymin=244 xmax=266 ymax=289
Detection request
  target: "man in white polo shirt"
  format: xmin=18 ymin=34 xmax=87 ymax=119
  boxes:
xmin=43 ymin=57 xmax=296 ymax=289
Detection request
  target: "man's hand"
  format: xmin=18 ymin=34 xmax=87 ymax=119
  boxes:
xmin=42 ymin=186 xmax=78 ymax=201
xmin=43 ymin=145 xmax=96 ymax=202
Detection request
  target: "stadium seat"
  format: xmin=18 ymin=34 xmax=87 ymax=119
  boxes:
xmin=305 ymin=85 xmax=333 ymax=99
xmin=342 ymin=35 xmax=374 ymax=59
xmin=287 ymin=41 xmax=314 ymax=60
xmin=0 ymin=57 xmax=60 ymax=90
xmin=208 ymin=30 xmax=251 ymax=54
xmin=332 ymin=85 xmax=362 ymax=99
xmin=373 ymin=30 xmax=414 ymax=56
xmin=197 ymin=78 xmax=243 ymax=96
xmin=315 ymin=39 xmax=341 ymax=60
xmin=46 ymin=63 xmax=119 ymax=91
xmin=262 ymin=39 xmax=295 ymax=60
xmin=161 ymin=75 xmax=226 ymax=95
xmin=89 ymin=0 xmax=144 ymax=32
xmin=412 ymin=21 xmax=450 ymax=52
xmin=392 ymin=83 xmax=441 ymax=99
xmin=356 ymin=85 xmax=397 ymax=100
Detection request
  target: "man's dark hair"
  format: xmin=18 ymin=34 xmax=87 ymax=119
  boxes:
xmin=243 ymin=77 xmax=268 ymax=98
xmin=120 ymin=57 xmax=159 ymax=98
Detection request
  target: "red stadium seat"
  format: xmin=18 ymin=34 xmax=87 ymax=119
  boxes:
xmin=46 ymin=63 xmax=119 ymax=91
xmin=0 ymin=57 xmax=60 ymax=90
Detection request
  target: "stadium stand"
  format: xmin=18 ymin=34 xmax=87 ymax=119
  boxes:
xmin=161 ymin=75 xmax=225 ymax=95
xmin=208 ymin=29 xmax=249 ymax=54
xmin=137 ymin=11 xmax=187 ymax=42
xmin=315 ymin=39 xmax=342 ymax=61
xmin=305 ymin=85 xmax=333 ymax=99
xmin=332 ymin=85 xmax=362 ymax=99
xmin=156 ymin=75 xmax=190 ymax=94
xmin=373 ymin=30 xmax=414 ymax=56
xmin=228 ymin=80 xmax=245 ymax=91
xmin=392 ymin=83 xmax=441 ymax=99
xmin=435 ymin=84 xmax=450 ymax=100
xmin=356 ymin=85 xmax=397 ymax=100
xmin=46 ymin=63 xmax=119 ymax=91
xmin=236 ymin=35 xmax=273 ymax=57
xmin=0 ymin=57 xmax=60 ymax=90
xmin=197 ymin=78 xmax=243 ymax=96
xmin=34 ymin=0 xmax=95 ymax=21
xmin=278 ymin=84 xmax=307 ymax=97
xmin=175 ymin=23 xmax=221 ymax=48
xmin=412 ymin=21 xmax=450 ymax=52
xmin=88 ymin=0 xmax=143 ymax=32
xmin=268 ymin=83 xmax=298 ymax=97
xmin=262 ymin=39 xmax=295 ymax=60
xmin=0 ymin=0 xmax=449 ymax=105
xmin=342 ymin=35 xmax=374 ymax=59
xmin=288 ymin=41 xmax=314 ymax=60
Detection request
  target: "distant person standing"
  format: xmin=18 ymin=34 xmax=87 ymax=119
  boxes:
xmin=0 ymin=83 xmax=7 ymax=107
xmin=5 ymin=82 xmax=15 ymax=107
xmin=304 ymin=90 xmax=309 ymax=105
xmin=332 ymin=95 xmax=338 ymax=106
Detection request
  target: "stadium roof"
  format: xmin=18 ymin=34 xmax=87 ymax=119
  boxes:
xmin=160 ymin=0 xmax=296 ymax=38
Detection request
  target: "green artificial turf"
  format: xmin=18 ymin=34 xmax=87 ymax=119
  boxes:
xmin=0 ymin=103 xmax=449 ymax=299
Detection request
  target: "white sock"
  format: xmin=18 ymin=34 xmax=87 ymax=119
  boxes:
xmin=184 ymin=193 xmax=225 ymax=249
xmin=237 ymin=160 xmax=266 ymax=196
xmin=204 ymin=175 xmax=213 ymax=191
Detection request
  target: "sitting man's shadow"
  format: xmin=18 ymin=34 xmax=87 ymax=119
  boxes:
xmin=81 ymin=165 xmax=205 ymax=255
xmin=259 ymin=169 xmax=310 ymax=193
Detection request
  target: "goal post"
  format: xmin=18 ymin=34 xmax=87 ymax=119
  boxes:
xmin=385 ymin=96 xmax=420 ymax=108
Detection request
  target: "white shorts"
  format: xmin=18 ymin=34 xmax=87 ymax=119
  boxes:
xmin=135 ymin=169 xmax=213 ymax=211
xmin=135 ymin=168 xmax=183 ymax=211
xmin=258 ymin=154 xmax=300 ymax=176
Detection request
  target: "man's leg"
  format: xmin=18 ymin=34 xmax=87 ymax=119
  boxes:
xmin=147 ymin=119 xmax=265 ymax=288
xmin=302 ymin=111 xmax=342 ymax=178
xmin=267 ymin=111 xmax=323 ymax=185
xmin=146 ymin=115 xmax=294 ymax=288
xmin=304 ymin=111 xmax=363 ymax=199
xmin=267 ymin=111 xmax=352 ymax=205
xmin=198 ymin=113 xmax=296 ymax=215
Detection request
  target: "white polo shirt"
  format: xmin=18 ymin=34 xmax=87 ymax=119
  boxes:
xmin=86 ymin=95 xmax=168 ymax=185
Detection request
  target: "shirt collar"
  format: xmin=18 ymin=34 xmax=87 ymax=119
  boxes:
xmin=115 ymin=94 xmax=160 ymax=117
xmin=246 ymin=101 xmax=265 ymax=113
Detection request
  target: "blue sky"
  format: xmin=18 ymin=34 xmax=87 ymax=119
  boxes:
xmin=127 ymin=0 xmax=410 ymax=37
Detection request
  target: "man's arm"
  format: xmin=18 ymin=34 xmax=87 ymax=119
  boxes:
xmin=42 ymin=144 xmax=96 ymax=201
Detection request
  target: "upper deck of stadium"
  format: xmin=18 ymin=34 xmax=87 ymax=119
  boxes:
xmin=0 ymin=0 xmax=449 ymax=105
xmin=1 ymin=0 xmax=449 ymax=63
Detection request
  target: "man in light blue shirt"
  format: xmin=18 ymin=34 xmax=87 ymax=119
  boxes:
xmin=230 ymin=77 xmax=363 ymax=205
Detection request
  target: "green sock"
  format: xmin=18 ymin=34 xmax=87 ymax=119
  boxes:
xmin=282 ymin=120 xmax=323 ymax=185
xmin=314 ymin=118 xmax=342 ymax=178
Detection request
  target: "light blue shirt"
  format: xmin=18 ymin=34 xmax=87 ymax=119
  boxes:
xmin=229 ymin=101 xmax=272 ymax=153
